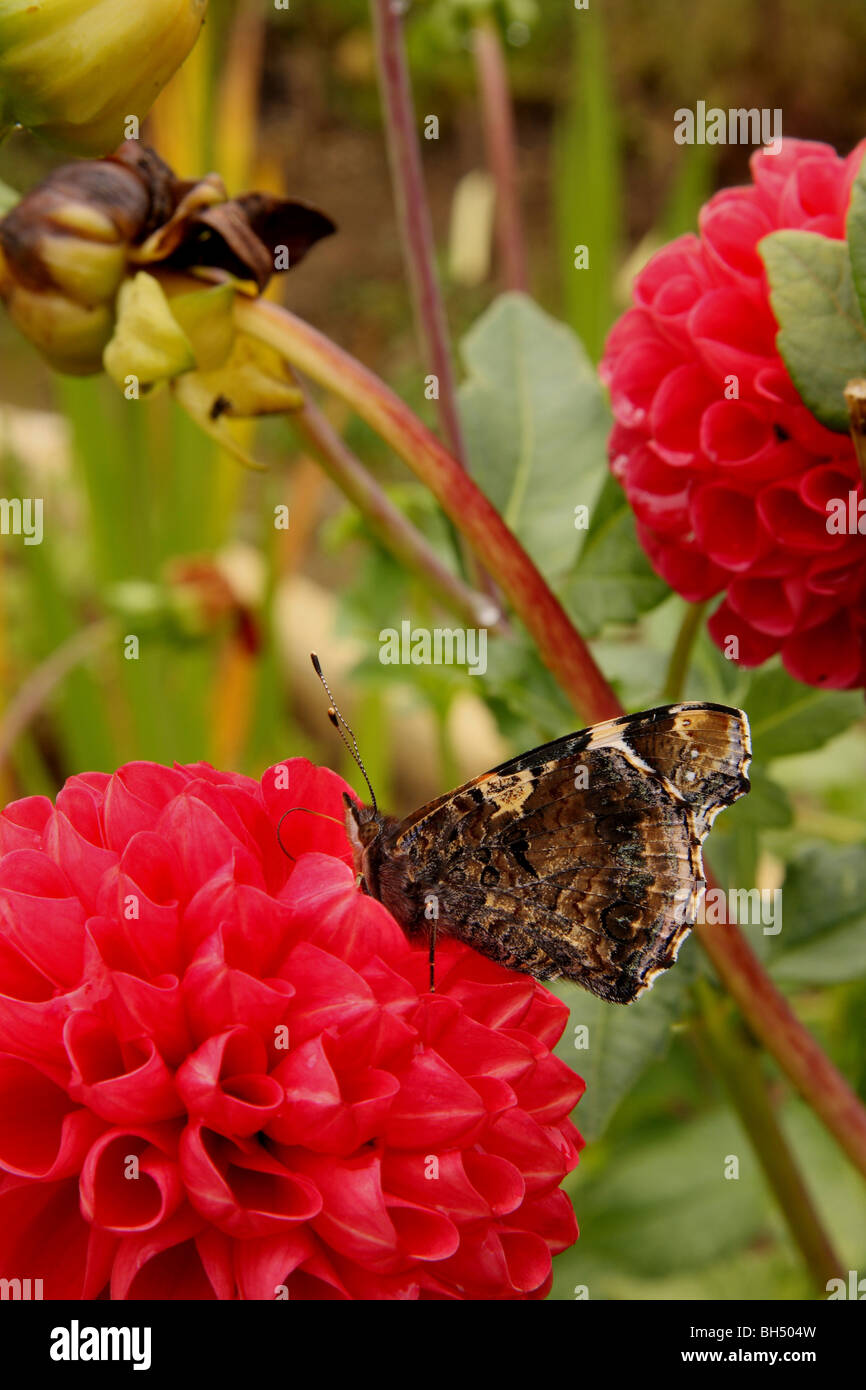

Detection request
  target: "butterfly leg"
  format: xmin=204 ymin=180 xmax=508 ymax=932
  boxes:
xmin=428 ymin=918 xmax=438 ymax=993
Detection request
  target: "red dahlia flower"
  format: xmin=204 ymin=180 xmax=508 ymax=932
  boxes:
xmin=0 ymin=758 xmax=582 ymax=1300
xmin=601 ymin=138 xmax=866 ymax=689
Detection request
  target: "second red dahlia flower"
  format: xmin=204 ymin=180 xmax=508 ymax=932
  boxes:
xmin=601 ymin=138 xmax=866 ymax=689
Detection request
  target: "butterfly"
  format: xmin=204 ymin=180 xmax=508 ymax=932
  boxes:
xmin=311 ymin=658 xmax=751 ymax=1004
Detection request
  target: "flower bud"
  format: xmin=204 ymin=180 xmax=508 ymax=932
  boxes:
xmin=0 ymin=141 xmax=334 ymax=376
xmin=0 ymin=146 xmax=171 ymax=371
xmin=0 ymin=0 xmax=209 ymax=154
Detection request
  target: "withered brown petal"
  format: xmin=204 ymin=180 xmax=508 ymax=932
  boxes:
xmin=161 ymin=197 xmax=336 ymax=290
xmin=163 ymin=201 xmax=275 ymax=290
xmin=233 ymin=194 xmax=336 ymax=271
xmin=131 ymin=175 xmax=227 ymax=265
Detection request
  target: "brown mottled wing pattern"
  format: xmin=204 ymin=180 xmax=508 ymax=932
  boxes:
xmin=368 ymin=703 xmax=751 ymax=1004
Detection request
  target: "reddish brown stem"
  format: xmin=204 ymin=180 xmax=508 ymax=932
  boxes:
xmin=694 ymin=920 xmax=866 ymax=1181
xmin=370 ymin=0 xmax=467 ymax=464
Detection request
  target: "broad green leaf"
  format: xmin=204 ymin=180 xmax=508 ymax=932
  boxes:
xmin=846 ymin=149 xmax=866 ymax=322
xmin=569 ymin=1108 xmax=770 ymax=1278
xmin=482 ymin=634 xmax=575 ymax=745
xmin=744 ymin=665 xmax=863 ymax=761
xmin=554 ymin=938 xmax=695 ymax=1141
xmin=561 ymin=474 xmax=668 ymax=634
xmin=458 ymin=292 xmax=608 ymax=580
xmin=553 ymin=1097 xmax=866 ymax=1298
xmin=768 ymin=844 xmax=866 ymax=984
xmin=759 ymin=228 xmax=866 ymax=432
xmin=718 ymin=764 xmax=792 ymax=832
xmin=552 ymin=1244 xmax=809 ymax=1302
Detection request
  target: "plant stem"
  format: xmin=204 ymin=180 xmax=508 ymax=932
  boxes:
xmin=692 ymin=981 xmax=844 ymax=1294
xmin=473 ymin=13 xmax=530 ymax=293
xmin=287 ymin=386 xmax=505 ymax=631
xmin=693 ymin=916 xmax=866 ymax=1183
xmin=369 ymin=0 xmax=502 ymax=607
xmin=369 ymin=0 xmax=467 ymax=465
xmin=237 ymin=296 xmax=619 ymax=720
xmin=0 ymin=621 xmax=113 ymax=772
xmin=663 ymin=599 xmax=708 ymax=702
xmin=236 ymin=294 xmax=866 ymax=1185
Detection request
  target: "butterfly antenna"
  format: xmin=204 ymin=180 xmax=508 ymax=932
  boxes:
xmin=311 ymin=653 xmax=378 ymax=814
xmin=276 ymin=806 xmax=345 ymax=861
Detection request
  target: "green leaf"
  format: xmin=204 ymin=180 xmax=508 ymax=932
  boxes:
xmin=458 ymin=292 xmax=608 ymax=580
xmin=570 ymin=1108 xmax=771 ymax=1278
xmin=561 ymin=474 xmax=668 ymax=635
xmin=768 ymin=844 xmax=866 ymax=984
xmin=744 ymin=664 xmax=864 ymax=761
xmin=759 ymin=228 xmax=866 ymax=432
xmin=719 ymin=764 xmax=792 ymax=832
xmin=553 ymin=939 xmax=695 ymax=1141
xmin=846 ymin=149 xmax=866 ymax=322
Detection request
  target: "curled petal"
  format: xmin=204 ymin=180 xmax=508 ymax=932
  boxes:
xmin=179 ymin=1123 xmax=322 ymax=1237
xmin=176 ymin=1027 xmax=284 ymax=1137
xmin=64 ymin=1013 xmax=183 ymax=1123
xmin=80 ymin=1124 xmax=184 ymax=1232
xmin=0 ymin=1056 xmax=104 ymax=1179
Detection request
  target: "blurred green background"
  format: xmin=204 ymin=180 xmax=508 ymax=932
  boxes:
xmin=0 ymin=0 xmax=864 ymax=1300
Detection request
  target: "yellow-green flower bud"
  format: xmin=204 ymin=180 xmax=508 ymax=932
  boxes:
xmin=0 ymin=0 xmax=209 ymax=154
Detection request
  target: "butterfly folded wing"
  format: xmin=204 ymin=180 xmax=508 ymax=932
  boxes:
xmin=369 ymin=704 xmax=751 ymax=1003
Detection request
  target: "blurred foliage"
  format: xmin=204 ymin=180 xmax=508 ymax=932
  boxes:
xmin=0 ymin=0 xmax=864 ymax=1303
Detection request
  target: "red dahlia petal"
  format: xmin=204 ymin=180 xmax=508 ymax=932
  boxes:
xmin=176 ymin=1026 xmax=284 ymax=1137
xmin=707 ymin=600 xmax=781 ymax=666
xmin=0 ymin=1056 xmax=104 ymax=1178
xmin=180 ymin=1123 xmax=322 ymax=1237
xmin=0 ymin=1175 xmax=108 ymax=1299
xmin=80 ymin=1125 xmax=184 ymax=1232
xmin=384 ymin=1049 xmax=488 ymax=1149
xmin=699 ymin=194 xmax=774 ymax=283
xmin=782 ymin=611 xmax=863 ymax=688
xmin=689 ymin=287 xmax=777 ymax=380
xmin=0 ymin=796 xmax=52 ymax=853
xmin=691 ymin=484 xmax=773 ymax=572
xmin=65 ymin=1012 xmax=184 ymax=1123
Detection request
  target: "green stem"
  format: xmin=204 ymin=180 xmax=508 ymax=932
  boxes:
xmin=287 ymin=386 xmax=505 ymax=632
xmin=663 ymin=599 xmax=708 ymax=702
xmin=235 ymin=293 xmax=866 ymax=1187
xmin=692 ymin=980 xmax=845 ymax=1295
